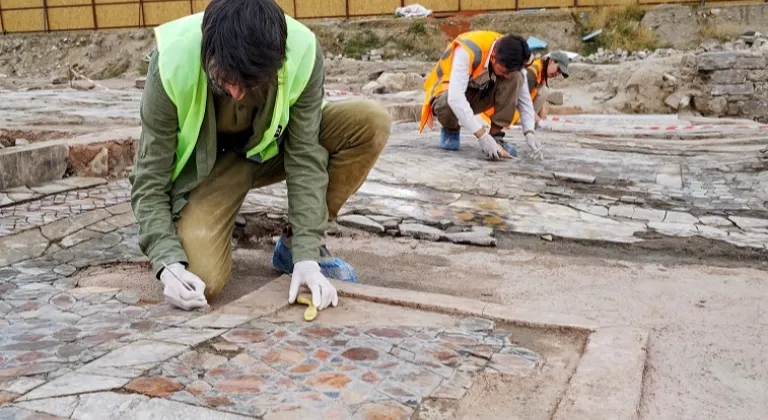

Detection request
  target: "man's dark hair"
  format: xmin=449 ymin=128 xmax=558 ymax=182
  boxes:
xmin=201 ymin=0 xmax=287 ymax=93
xmin=494 ymin=34 xmax=531 ymax=71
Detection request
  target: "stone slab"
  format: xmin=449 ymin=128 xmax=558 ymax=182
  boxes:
xmin=630 ymin=208 xmax=666 ymax=223
xmin=72 ymin=392 xmax=149 ymax=420
xmin=0 ymin=230 xmax=50 ymax=267
xmin=129 ymin=398 xmax=252 ymax=419
xmin=337 ymin=215 xmax=385 ymax=234
xmin=211 ymin=276 xmax=291 ymax=318
xmin=553 ymin=172 xmax=596 ymax=184
xmin=330 ymin=279 xmax=597 ymax=332
xmin=40 ymin=209 xmax=111 ymax=241
xmin=18 ymin=373 xmax=129 ymax=401
xmin=729 ymin=216 xmax=768 ymax=229
xmin=147 ymin=328 xmax=224 ymax=346
xmin=0 ymin=377 xmax=46 ymax=394
xmin=85 ymin=340 xmax=187 ymax=369
xmin=0 ymin=143 xmax=69 ymax=191
xmin=655 ymin=173 xmax=682 ymax=189
xmin=15 ymin=396 xmax=79 ymax=417
xmin=398 ymin=223 xmax=446 ymax=241
xmin=552 ymin=327 xmax=648 ymax=420
xmin=663 ymin=211 xmax=699 ymax=224
xmin=0 ymin=407 xmax=67 ymax=419
xmin=445 ymin=231 xmax=496 ymax=247
xmin=698 ymin=215 xmax=733 ymax=227
xmin=648 ymin=222 xmax=699 ymax=237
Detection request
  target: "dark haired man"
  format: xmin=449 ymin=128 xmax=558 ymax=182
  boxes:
xmin=419 ymin=32 xmax=543 ymax=160
xmin=130 ymin=0 xmax=391 ymax=311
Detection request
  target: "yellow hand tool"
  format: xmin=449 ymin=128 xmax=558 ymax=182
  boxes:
xmin=296 ymin=294 xmax=318 ymax=322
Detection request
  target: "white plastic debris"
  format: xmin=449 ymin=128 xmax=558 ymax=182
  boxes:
xmin=395 ymin=4 xmax=432 ymax=18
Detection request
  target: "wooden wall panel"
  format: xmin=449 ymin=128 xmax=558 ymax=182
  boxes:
xmin=461 ymin=0 xmax=512 ymax=11
xmin=94 ymin=3 xmax=139 ymax=28
xmin=348 ymin=0 xmax=398 ymax=16
xmin=518 ymin=0 xmax=571 ymax=8
xmin=275 ymin=0 xmax=294 ymax=16
xmin=295 ymin=0 xmax=345 ymax=18
xmin=2 ymin=10 xmax=44 ymax=32
xmin=48 ymin=5 xmax=93 ymax=30
xmin=405 ymin=0 xmax=458 ymax=13
xmin=142 ymin=0 xmax=188 ymax=26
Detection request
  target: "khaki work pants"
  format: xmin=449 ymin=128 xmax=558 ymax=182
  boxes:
xmin=432 ymin=71 xmax=524 ymax=131
xmin=175 ymin=100 xmax=391 ymax=300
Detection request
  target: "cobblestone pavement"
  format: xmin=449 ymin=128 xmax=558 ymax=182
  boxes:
xmin=0 ymin=203 xmax=546 ymax=418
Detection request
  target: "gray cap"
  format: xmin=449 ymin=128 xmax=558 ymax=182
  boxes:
xmin=548 ymin=51 xmax=570 ymax=78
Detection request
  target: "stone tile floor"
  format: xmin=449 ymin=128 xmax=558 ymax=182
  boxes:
xmin=0 ymin=196 xmax=551 ymax=418
xmin=0 ymin=250 xmax=542 ymax=419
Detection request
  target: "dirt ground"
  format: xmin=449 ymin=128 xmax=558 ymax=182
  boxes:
xmin=76 ymin=230 xmax=768 ymax=420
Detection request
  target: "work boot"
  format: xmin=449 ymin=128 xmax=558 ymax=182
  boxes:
xmin=439 ymin=127 xmax=461 ymax=151
xmin=492 ymin=131 xmax=518 ymax=158
xmin=271 ymin=226 xmax=358 ymax=283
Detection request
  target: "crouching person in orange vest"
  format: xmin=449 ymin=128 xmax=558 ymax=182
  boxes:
xmin=130 ymin=0 xmax=391 ymax=311
xmin=419 ymin=32 xmax=543 ymax=160
xmin=510 ymin=51 xmax=570 ymax=129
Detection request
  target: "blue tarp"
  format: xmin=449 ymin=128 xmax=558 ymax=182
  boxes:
xmin=527 ymin=36 xmax=548 ymax=51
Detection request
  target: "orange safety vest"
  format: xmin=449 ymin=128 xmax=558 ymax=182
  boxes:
xmin=419 ymin=31 xmax=502 ymax=133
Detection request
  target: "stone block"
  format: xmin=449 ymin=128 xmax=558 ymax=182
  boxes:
xmin=697 ymin=52 xmax=736 ymax=71
xmin=445 ymin=231 xmax=496 ymax=247
xmin=648 ymin=222 xmax=699 ymax=237
xmin=710 ymin=70 xmax=748 ymax=84
xmin=631 ymin=208 xmax=666 ymax=223
xmin=747 ymin=71 xmax=768 ymax=82
xmin=0 ymin=143 xmax=68 ymax=190
xmin=337 ymin=215 xmax=385 ymax=234
xmin=553 ymin=172 xmax=596 ymax=184
xmin=547 ymin=91 xmax=564 ymax=105
xmin=663 ymin=211 xmax=699 ymax=224
xmin=735 ymin=54 xmax=768 ymax=69
xmin=608 ymin=205 xmax=635 ymax=219
xmin=0 ymin=230 xmax=50 ymax=266
xmin=41 ymin=209 xmax=111 ymax=241
xmin=711 ymin=83 xmax=754 ymax=96
xmin=729 ymin=216 xmax=768 ymax=229
xmin=707 ymin=96 xmax=728 ymax=114
xmin=398 ymin=224 xmax=446 ymax=241
xmin=698 ymin=215 xmax=732 ymax=227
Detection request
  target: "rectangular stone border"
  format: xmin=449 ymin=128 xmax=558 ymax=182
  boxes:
xmin=200 ymin=277 xmax=648 ymax=420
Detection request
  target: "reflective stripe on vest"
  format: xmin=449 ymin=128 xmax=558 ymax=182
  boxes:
xmin=155 ymin=12 xmax=317 ymax=181
xmin=528 ymin=59 xmax=544 ymax=101
xmin=419 ymin=31 xmax=502 ymax=133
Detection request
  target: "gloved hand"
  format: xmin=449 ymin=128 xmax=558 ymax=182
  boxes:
xmin=478 ymin=133 xmax=501 ymax=160
xmin=289 ymin=261 xmax=339 ymax=310
xmin=159 ymin=263 xmax=208 ymax=310
xmin=525 ymin=132 xmax=544 ymax=160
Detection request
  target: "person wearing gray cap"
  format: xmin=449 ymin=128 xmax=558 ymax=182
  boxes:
xmin=528 ymin=51 xmax=570 ymax=128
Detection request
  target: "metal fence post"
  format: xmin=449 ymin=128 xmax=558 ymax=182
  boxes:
xmin=91 ymin=0 xmax=98 ymax=29
xmin=43 ymin=0 xmax=50 ymax=31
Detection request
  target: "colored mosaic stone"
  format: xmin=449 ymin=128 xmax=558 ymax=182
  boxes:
xmin=125 ymin=376 xmax=184 ymax=397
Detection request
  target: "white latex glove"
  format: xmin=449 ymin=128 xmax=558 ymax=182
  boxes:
xmin=535 ymin=119 xmax=551 ymax=131
xmin=525 ymin=132 xmax=544 ymax=160
xmin=159 ymin=263 xmax=208 ymax=310
xmin=478 ymin=133 xmax=501 ymax=160
xmin=289 ymin=261 xmax=339 ymax=310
